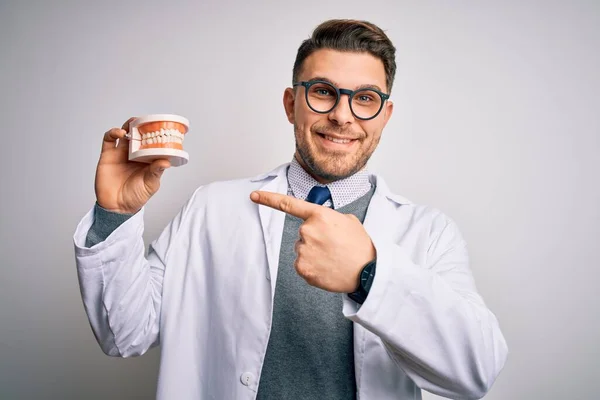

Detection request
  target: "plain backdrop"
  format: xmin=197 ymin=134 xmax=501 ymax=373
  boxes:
xmin=1 ymin=1 xmax=598 ymax=399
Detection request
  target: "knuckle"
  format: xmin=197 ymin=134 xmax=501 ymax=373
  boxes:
xmin=279 ymin=198 xmax=292 ymax=213
xmin=294 ymin=258 xmax=310 ymax=277
xmin=302 ymin=268 xmax=316 ymax=284
xmin=293 ymin=258 xmax=303 ymax=273
xmin=313 ymin=208 xmax=328 ymax=221
xmin=107 ymin=127 xmax=123 ymax=137
xmin=298 ymin=224 xmax=309 ymax=237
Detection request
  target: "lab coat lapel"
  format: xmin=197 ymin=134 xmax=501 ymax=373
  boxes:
xmin=255 ymin=165 xmax=289 ymax=299
xmin=362 ymin=175 xmax=399 ymax=246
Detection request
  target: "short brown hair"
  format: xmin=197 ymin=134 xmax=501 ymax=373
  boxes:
xmin=292 ymin=19 xmax=397 ymax=93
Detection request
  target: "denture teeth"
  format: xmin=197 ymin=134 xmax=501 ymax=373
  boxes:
xmin=137 ymin=126 xmax=187 ymax=149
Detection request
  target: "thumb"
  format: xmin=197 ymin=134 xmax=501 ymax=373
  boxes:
xmin=144 ymin=159 xmax=171 ymax=190
xmin=149 ymin=159 xmax=171 ymax=177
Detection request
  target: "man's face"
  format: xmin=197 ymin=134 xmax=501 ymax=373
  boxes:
xmin=283 ymin=49 xmax=394 ymax=183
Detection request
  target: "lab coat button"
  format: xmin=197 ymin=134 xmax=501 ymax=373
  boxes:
xmin=240 ymin=372 xmax=254 ymax=386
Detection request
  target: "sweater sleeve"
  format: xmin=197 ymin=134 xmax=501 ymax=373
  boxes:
xmin=85 ymin=203 xmax=136 ymax=247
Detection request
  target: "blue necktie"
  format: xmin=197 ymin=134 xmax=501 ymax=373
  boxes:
xmin=305 ymin=186 xmax=331 ymax=206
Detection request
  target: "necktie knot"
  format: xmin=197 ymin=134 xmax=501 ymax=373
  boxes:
xmin=306 ymin=186 xmax=331 ymax=206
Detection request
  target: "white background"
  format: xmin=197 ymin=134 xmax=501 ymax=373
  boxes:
xmin=0 ymin=1 xmax=598 ymax=399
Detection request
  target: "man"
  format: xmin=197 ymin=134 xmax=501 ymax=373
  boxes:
xmin=74 ymin=19 xmax=507 ymax=400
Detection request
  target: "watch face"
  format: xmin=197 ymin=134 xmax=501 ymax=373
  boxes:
xmin=361 ymin=271 xmax=371 ymax=285
xmin=361 ymin=263 xmax=375 ymax=290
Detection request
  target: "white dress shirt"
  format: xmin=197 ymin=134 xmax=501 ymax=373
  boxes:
xmin=287 ymin=156 xmax=371 ymax=208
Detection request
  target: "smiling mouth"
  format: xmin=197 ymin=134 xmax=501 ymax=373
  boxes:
xmin=317 ymin=133 xmax=357 ymax=144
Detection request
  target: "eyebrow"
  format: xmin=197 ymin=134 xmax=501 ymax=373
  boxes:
xmin=308 ymin=76 xmax=385 ymax=93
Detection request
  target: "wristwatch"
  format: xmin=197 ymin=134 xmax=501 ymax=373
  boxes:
xmin=348 ymin=259 xmax=376 ymax=305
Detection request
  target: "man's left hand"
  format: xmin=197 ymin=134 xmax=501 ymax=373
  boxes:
xmin=250 ymin=191 xmax=376 ymax=293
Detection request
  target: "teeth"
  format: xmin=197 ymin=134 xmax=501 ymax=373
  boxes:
xmin=140 ymin=129 xmax=185 ymax=146
xmin=325 ymin=135 xmax=351 ymax=144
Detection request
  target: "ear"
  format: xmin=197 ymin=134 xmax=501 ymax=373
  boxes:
xmin=381 ymin=100 xmax=394 ymax=127
xmin=283 ymin=87 xmax=296 ymax=124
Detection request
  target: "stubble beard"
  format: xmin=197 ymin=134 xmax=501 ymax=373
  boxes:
xmin=294 ymin=123 xmax=378 ymax=182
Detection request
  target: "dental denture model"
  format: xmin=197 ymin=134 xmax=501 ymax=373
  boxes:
xmin=128 ymin=114 xmax=190 ymax=166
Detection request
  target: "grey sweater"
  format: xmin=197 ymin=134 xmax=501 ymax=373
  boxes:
xmin=256 ymin=186 xmax=375 ymax=399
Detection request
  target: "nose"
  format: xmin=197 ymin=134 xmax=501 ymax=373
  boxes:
xmin=328 ymin=93 xmax=355 ymax=126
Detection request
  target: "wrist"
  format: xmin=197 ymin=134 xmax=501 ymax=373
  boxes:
xmin=96 ymin=201 xmax=139 ymax=215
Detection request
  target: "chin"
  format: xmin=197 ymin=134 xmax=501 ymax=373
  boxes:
xmin=306 ymin=153 xmax=365 ymax=182
xmin=294 ymin=129 xmax=372 ymax=182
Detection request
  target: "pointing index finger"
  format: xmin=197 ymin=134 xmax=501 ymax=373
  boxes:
xmin=250 ymin=191 xmax=319 ymax=220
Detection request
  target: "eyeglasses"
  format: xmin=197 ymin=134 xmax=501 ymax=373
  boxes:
xmin=293 ymin=80 xmax=390 ymax=121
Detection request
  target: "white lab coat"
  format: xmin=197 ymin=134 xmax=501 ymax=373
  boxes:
xmin=73 ymin=163 xmax=507 ymax=400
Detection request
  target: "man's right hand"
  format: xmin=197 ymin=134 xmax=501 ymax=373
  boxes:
xmin=94 ymin=117 xmax=171 ymax=214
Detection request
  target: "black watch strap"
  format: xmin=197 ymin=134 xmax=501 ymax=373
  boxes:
xmin=348 ymin=259 xmax=376 ymax=305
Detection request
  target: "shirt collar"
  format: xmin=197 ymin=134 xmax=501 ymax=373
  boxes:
xmin=286 ymin=156 xmax=372 ymax=209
